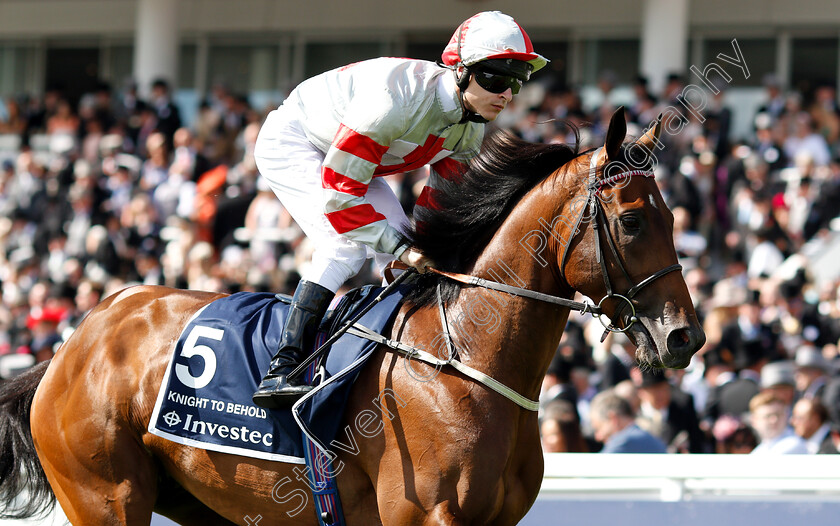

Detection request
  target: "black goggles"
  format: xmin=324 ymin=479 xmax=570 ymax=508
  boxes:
xmin=473 ymin=70 xmax=523 ymax=95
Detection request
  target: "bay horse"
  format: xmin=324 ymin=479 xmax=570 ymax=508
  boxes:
xmin=0 ymin=107 xmax=703 ymax=525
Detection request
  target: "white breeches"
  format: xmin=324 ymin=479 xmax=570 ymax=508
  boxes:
xmin=254 ymin=107 xmax=409 ymax=293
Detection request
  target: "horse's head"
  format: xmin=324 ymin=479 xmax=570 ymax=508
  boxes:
xmin=561 ymin=107 xmax=705 ymax=369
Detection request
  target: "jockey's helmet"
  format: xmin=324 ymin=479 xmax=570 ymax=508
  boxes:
xmin=441 ymin=11 xmax=548 ymax=83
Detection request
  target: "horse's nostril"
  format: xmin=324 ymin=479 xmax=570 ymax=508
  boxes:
xmin=667 ymin=327 xmax=693 ymax=353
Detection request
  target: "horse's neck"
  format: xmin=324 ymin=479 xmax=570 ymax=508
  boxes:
xmin=447 ymin=183 xmax=575 ymax=400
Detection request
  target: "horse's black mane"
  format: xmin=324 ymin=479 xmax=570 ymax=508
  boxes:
xmin=403 ymin=130 xmax=581 ymax=307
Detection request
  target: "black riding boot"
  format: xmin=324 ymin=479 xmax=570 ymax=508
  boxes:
xmin=252 ymin=280 xmax=334 ymax=409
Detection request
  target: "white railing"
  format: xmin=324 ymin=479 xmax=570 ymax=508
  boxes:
xmin=541 ymin=453 xmax=840 ymax=502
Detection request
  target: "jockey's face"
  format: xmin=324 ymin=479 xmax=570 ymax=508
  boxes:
xmin=462 ymin=72 xmax=514 ymax=121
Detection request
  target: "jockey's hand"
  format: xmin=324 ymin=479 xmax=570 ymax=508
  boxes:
xmin=399 ymin=247 xmax=434 ymax=273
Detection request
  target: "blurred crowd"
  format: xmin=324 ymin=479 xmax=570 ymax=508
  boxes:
xmin=534 ymin=72 xmax=840 ymax=455
xmin=0 ymin=78 xmax=302 ymax=376
xmin=1 ymin=67 xmax=840 ymax=455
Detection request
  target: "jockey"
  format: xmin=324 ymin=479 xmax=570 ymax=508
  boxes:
xmin=252 ymin=11 xmax=547 ymax=409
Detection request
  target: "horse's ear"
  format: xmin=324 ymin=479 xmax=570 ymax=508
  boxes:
xmin=636 ymin=113 xmax=663 ymax=152
xmin=604 ymin=106 xmax=627 ymax=161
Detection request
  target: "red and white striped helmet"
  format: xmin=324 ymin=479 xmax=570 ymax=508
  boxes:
xmin=441 ymin=11 xmax=547 ymax=75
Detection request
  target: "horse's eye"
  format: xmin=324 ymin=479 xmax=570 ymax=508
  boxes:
xmin=620 ymin=214 xmax=641 ymax=233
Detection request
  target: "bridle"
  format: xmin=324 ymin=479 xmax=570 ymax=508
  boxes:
xmin=432 ymin=145 xmax=682 ymax=336
xmin=565 ymin=146 xmax=682 ymax=337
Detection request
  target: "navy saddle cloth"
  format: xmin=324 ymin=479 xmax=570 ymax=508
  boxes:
xmin=148 ymin=285 xmax=408 ymax=462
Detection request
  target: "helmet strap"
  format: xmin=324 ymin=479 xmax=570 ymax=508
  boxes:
xmin=464 ymin=110 xmax=489 ymax=124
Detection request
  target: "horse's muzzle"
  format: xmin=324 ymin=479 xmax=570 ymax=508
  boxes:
xmin=632 ymin=315 xmax=705 ymax=369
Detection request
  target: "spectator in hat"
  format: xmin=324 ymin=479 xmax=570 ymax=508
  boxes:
xmin=635 ymin=368 xmax=707 ymax=453
xmin=795 ymin=345 xmax=830 ymax=400
xmin=115 ymin=79 xmax=145 ymax=133
xmin=790 ymin=398 xmax=837 ymax=454
xmin=705 ymin=290 xmax=782 ymax=419
xmin=760 ymin=360 xmax=797 ymax=408
xmin=749 ymin=391 xmax=808 ymax=454
xmin=589 ymin=389 xmax=666 ymax=454
xmin=102 ymin=162 xmax=134 ymax=217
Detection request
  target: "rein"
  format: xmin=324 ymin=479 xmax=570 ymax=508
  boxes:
xmin=427 ymin=268 xmax=599 ymax=315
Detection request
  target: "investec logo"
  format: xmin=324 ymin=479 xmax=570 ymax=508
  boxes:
xmin=163 ymin=410 xmax=274 ymax=447
xmin=162 ymin=410 xmax=182 ymax=428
